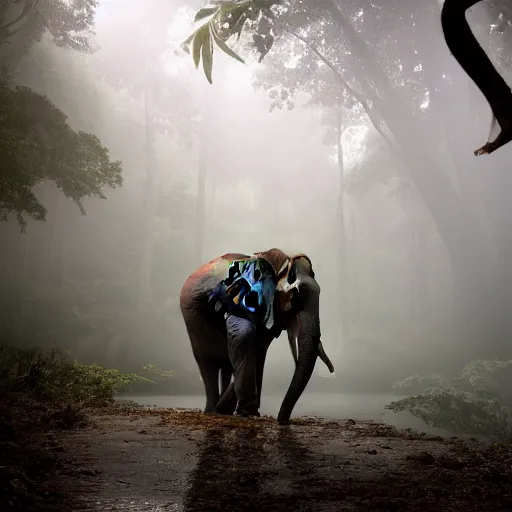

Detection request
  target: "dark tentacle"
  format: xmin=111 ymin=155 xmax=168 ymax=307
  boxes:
xmin=441 ymin=0 xmax=512 ymax=155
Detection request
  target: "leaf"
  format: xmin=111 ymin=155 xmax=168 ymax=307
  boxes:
xmin=211 ymin=0 xmax=251 ymax=7
xmin=181 ymin=32 xmax=195 ymax=54
xmin=211 ymin=23 xmax=246 ymax=64
xmin=225 ymin=6 xmax=249 ymax=41
xmin=192 ymin=24 xmax=210 ymax=68
xmin=188 ymin=0 xmax=272 ymax=82
xmin=194 ymin=6 xmax=219 ymax=22
xmin=234 ymin=16 xmax=248 ymax=41
xmin=202 ymin=27 xmax=214 ymax=84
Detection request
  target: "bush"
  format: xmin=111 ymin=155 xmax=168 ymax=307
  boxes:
xmin=386 ymin=359 xmax=512 ymax=441
xmin=391 ymin=373 xmax=452 ymax=395
xmin=0 ymin=345 xmax=153 ymax=407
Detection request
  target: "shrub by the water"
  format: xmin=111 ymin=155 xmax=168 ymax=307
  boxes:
xmin=0 ymin=345 xmax=152 ymax=407
xmin=386 ymin=359 xmax=512 ymax=441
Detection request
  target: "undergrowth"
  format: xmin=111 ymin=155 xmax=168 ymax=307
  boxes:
xmin=386 ymin=359 xmax=512 ymax=441
xmin=0 ymin=345 xmax=154 ymax=407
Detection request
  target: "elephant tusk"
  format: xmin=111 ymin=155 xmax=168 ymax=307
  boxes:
xmin=287 ymin=331 xmax=298 ymax=365
xmin=318 ymin=341 xmax=335 ymax=373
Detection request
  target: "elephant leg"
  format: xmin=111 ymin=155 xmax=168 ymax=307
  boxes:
xmin=214 ymin=364 xmax=237 ymax=415
xmin=225 ymin=314 xmax=260 ymax=417
xmin=196 ymin=357 xmax=221 ymax=413
xmin=220 ymin=363 xmax=233 ymax=396
xmin=215 ymin=381 xmax=237 ymax=415
xmin=180 ymin=302 xmax=228 ymax=414
xmin=255 ymin=343 xmax=270 ymax=413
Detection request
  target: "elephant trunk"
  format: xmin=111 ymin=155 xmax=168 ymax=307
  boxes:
xmin=277 ymin=275 xmax=322 ymax=425
xmin=277 ymin=331 xmax=319 ymax=425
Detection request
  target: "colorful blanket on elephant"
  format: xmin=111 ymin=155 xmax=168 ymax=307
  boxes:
xmin=208 ymin=257 xmax=277 ymax=330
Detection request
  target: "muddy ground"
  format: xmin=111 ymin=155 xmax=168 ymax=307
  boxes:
xmin=2 ymin=399 xmax=512 ymax=512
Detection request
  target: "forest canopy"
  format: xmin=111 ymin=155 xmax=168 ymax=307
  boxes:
xmin=0 ymin=0 xmax=122 ymax=229
xmin=0 ymin=81 xmax=122 ymax=229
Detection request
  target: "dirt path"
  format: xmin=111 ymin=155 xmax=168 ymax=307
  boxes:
xmin=47 ymin=408 xmax=512 ymax=512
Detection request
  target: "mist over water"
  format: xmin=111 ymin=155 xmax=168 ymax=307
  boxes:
xmin=1 ymin=0 xmax=512 ymax=433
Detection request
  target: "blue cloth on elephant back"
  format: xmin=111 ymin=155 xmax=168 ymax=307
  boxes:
xmin=208 ymin=258 xmax=277 ymax=330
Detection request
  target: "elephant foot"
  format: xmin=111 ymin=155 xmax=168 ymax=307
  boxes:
xmin=214 ymin=404 xmax=236 ymax=416
xmin=211 ymin=411 xmax=234 ymax=418
xmin=234 ymin=408 xmax=260 ymax=418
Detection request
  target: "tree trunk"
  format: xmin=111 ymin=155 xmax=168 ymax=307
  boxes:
xmin=49 ymin=200 xmax=65 ymax=293
xmin=348 ymin=209 xmax=359 ymax=328
xmin=335 ymin=107 xmax=350 ymax=350
xmin=206 ymin=173 xmax=216 ymax=254
xmin=138 ymin=85 xmax=157 ymax=309
xmin=194 ymin=119 xmax=209 ymax=267
xmin=321 ymin=0 xmax=503 ymax=359
xmin=322 ymin=0 xmax=480 ymax=258
xmin=408 ymin=216 xmax=430 ymax=343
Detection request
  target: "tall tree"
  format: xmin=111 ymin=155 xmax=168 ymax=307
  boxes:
xmin=0 ymin=81 xmax=122 ymax=229
xmin=93 ymin=0 xmax=197 ymax=309
xmin=0 ymin=0 xmax=98 ymax=72
xmin=186 ymin=0 xmax=512 ymax=360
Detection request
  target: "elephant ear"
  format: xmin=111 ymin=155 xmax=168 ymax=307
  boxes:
xmin=286 ymin=314 xmax=300 ymax=366
xmin=276 ymin=254 xmax=314 ymax=309
xmin=277 ymin=254 xmax=314 ymax=366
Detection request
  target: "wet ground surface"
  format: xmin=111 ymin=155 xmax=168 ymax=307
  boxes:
xmin=3 ymin=402 xmax=512 ymax=511
xmin=56 ymin=410 xmax=512 ymax=511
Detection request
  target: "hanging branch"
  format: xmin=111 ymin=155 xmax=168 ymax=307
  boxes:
xmin=0 ymin=0 xmax=39 ymax=43
xmin=287 ymin=29 xmax=394 ymax=149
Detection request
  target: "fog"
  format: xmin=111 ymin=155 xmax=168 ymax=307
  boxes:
xmin=1 ymin=0 xmax=512 ymax=417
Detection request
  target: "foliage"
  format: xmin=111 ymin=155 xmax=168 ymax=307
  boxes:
xmin=387 ymin=388 xmax=512 ymax=440
xmin=392 ymin=373 xmax=453 ymax=395
xmin=0 ymin=346 xmax=152 ymax=407
xmin=183 ymin=0 xmax=281 ymax=83
xmin=0 ymin=1 xmax=197 ymax=392
xmin=186 ymin=0 xmax=397 ymax=167
xmin=487 ymin=0 xmax=512 ymax=71
xmin=0 ymin=80 xmax=122 ymax=229
xmin=0 ymin=0 xmax=99 ymax=51
xmin=141 ymin=364 xmax=175 ymax=385
xmin=386 ymin=360 xmax=512 ymax=440
xmin=142 ymin=364 xmax=175 ymax=379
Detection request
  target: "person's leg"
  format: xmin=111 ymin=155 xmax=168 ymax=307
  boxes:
xmin=441 ymin=0 xmax=512 ymax=155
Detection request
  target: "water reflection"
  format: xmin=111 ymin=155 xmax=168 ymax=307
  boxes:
xmin=183 ymin=427 xmax=267 ymax=511
xmin=182 ymin=420 xmax=370 ymax=511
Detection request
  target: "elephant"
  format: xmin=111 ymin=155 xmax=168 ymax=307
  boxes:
xmin=179 ymin=248 xmax=334 ymax=425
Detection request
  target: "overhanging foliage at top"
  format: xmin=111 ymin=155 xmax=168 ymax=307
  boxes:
xmin=182 ymin=0 xmax=281 ymax=83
